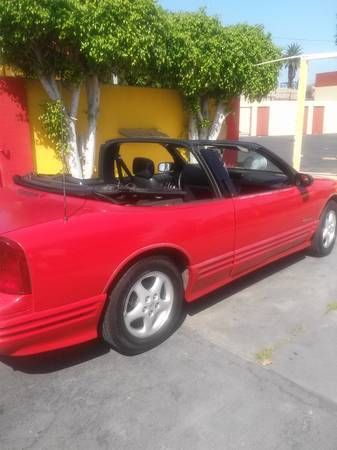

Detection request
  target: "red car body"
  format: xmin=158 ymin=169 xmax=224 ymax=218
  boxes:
xmin=0 ymin=139 xmax=336 ymax=356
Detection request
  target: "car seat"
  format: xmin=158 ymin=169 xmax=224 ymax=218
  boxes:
xmin=132 ymin=157 xmax=161 ymax=189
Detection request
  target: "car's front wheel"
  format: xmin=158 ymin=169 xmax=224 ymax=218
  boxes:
xmin=102 ymin=256 xmax=184 ymax=355
xmin=311 ymin=200 xmax=337 ymax=256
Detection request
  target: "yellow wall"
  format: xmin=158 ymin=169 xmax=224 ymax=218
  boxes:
xmin=25 ymin=80 xmax=187 ymax=174
xmin=0 ymin=65 xmax=22 ymax=77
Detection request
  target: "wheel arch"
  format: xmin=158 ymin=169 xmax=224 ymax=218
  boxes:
xmin=328 ymin=194 xmax=337 ymax=207
xmin=319 ymin=195 xmax=337 ymax=218
xmin=103 ymin=245 xmax=191 ymax=297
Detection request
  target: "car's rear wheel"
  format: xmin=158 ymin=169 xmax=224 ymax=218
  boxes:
xmin=101 ymin=256 xmax=184 ymax=355
xmin=311 ymin=201 xmax=337 ymax=256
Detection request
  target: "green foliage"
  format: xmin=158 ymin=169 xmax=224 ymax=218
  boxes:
xmin=0 ymin=0 xmax=79 ymax=81
xmin=0 ymin=0 xmax=169 ymax=166
xmin=77 ymin=0 xmax=169 ymax=85
xmin=39 ymin=100 xmax=69 ymax=161
xmin=0 ymin=0 xmax=168 ymax=85
xmin=255 ymin=347 xmax=273 ymax=365
xmin=0 ymin=1 xmax=282 ymax=139
xmin=326 ymin=301 xmax=337 ymax=313
xmin=0 ymin=2 xmax=280 ymax=100
xmin=224 ymin=24 xmax=282 ymax=102
xmin=161 ymin=10 xmax=281 ymax=110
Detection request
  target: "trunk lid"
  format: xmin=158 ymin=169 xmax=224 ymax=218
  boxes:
xmin=0 ymin=185 xmax=86 ymax=235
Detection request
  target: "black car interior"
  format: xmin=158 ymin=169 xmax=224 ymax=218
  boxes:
xmin=227 ymin=168 xmax=290 ymax=195
xmin=102 ymin=143 xmax=216 ymax=203
xmin=17 ymin=140 xmax=296 ymax=206
xmin=217 ymin=145 xmax=291 ymax=195
xmin=101 ymin=141 xmax=293 ymax=203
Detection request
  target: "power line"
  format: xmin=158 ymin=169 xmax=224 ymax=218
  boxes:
xmin=273 ymin=36 xmax=335 ymax=43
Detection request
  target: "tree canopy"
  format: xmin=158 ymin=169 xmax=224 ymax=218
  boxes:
xmin=0 ymin=0 xmax=167 ymax=83
xmin=160 ymin=10 xmax=281 ymax=138
xmin=0 ymin=1 xmax=282 ymax=172
xmin=0 ymin=0 xmax=168 ymax=177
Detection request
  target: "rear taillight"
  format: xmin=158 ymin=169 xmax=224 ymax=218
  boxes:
xmin=0 ymin=238 xmax=31 ymax=295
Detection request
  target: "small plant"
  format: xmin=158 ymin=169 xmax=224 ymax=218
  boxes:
xmin=255 ymin=347 xmax=273 ymax=366
xmin=326 ymin=302 xmax=337 ymax=313
xmin=39 ymin=100 xmax=70 ymax=165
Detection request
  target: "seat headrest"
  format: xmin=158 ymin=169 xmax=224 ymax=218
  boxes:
xmin=181 ymin=164 xmax=209 ymax=186
xmin=243 ymin=154 xmax=268 ymax=170
xmin=133 ymin=157 xmax=155 ymax=179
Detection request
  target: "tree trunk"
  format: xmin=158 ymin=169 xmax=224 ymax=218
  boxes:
xmin=288 ymin=64 xmax=294 ymax=89
xmin=188 ymin=113 xmax=199 ymax=140
xmin=82 ymin=75 xmax=100 ymax=179
xmin=40 ymin=76 xmax=61 ymax=101
xmin=67 ymin=85 xmax=83 ymax=178
xmin=199 ymin=98 xmax=210 ymax=139
xmin=39 ymin=75 xmax=83 ymax=178
xmin=208 ymin=101 xmax=228 ymax=140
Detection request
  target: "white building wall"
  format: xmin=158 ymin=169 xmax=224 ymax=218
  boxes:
xmin=240 ymin=98 xmax=337 ymax=137
xmin=268 ymin=102 xmax=297 ymax=136
xmin=250 ymin=105 xmax=258 ymax=137
xmin=306 ymin=105 xmax=314 ymax=135
xmin=239 ymin=107 xmax=252 ymax=136
xmin=315 ymin=86 xmax=337 ymax=101
xmin=323 ymin=103 xmax=337 ymax=133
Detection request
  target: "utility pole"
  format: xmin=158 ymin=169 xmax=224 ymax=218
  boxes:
xmin=292 ymin=57 xmax=308 ymax=170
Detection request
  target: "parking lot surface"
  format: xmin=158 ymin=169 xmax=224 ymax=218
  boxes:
xmin=1 ymin=244 xmax=337 ymax=449
xmin=244 ymin=134 xmax=337 ymax=175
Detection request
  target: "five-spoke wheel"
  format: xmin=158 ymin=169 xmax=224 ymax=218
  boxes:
xmin=102 ymin=256 xmax=184 ymax=355
xmin=123 ymin=272 xmax=174 ymax=338
xmin=322 ymin=210 xmax=337 ymax=249
xmin=311 ymin=201 xmax=337 ymax=256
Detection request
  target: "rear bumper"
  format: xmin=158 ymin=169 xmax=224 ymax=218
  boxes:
xmin=0 ymin=294 xmax=106 ymax=356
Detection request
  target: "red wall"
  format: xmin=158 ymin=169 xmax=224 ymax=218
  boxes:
xmin=225 ymin=97 xmax=240 ymax=140
xmin=0 ymin=78 xmax=33 ymax=188
xmin=256 ymin=107 xmax=269 ymax=136
xmin=218 ymin=97 xmax=240 ymax=140
xmin=315 ymin=71 xmax=337 ymax=88
xmin=312 ymin=106 xmax=324 ymax=135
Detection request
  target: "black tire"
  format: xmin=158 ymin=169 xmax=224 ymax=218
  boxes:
xmin=101 ymin=256 xmax=184 ymax=355
xmin=311 ymin=200 xmax=337 ymax=256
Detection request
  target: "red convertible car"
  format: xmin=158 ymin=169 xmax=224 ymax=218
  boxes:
xmin=1 ymin=138 xmax=336 ymax=356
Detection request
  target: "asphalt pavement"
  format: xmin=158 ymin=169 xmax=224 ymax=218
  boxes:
xmin=1 ymin=244 xmax=337 ymax=449
xmin=243 ymin=134 xmax=337 ymax=175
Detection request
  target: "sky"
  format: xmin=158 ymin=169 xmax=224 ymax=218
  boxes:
xmin=158 ymin=0 xmax=337 ymax=84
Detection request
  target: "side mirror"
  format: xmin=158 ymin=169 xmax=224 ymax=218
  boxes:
xmin=158 ymin=162 xmax=173 ymax=173
xmin=295 ymin=173 xmax=314 ymax=187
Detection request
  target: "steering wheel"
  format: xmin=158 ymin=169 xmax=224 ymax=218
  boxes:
xmin=177 ymin=169 xmax=184 ymax=190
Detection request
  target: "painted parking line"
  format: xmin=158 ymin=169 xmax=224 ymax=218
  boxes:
xmin=308 ymin=172 xmax=337 ymax=179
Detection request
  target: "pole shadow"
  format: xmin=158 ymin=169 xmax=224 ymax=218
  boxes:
xmin=187 ymin=250 xmax=306 ymax=316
